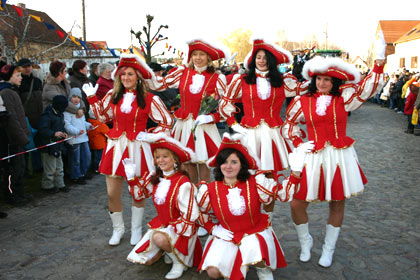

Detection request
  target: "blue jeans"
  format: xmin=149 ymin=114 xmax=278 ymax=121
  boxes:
xmin=91 ymin=149 xmax=103 ymax=171
xmin=68 ymin=142 xmax=91 ymax=179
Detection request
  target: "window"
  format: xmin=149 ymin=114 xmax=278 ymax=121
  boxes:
xmin=411 ymin=57 xmax=418 ymax=68
xmin=400 ymin=58 xmax=405 ymax=68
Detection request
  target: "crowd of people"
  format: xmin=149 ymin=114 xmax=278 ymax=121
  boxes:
xmin=0 ymin=36 xmax=390 ymax=279
xmin=370 ymin=69 xmax=420 ymax=135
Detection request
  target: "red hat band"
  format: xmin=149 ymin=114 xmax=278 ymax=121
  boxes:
xmin=245 ymin=38 xmax=293 ymax=69
xmin=146 ymin=133 xmax=196 ymax=164
xmin=187 ymin=40 xmax=227 ymax=61
xmin=112 ymin=54 xmax=154 ymax=80
xmin=207 ymin=133 xmax=260 ymax=170
xmin=308 ymin=67 xmax=356 ymax=81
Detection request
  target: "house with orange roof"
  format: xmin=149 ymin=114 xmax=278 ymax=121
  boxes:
xmin=375 ymin=20 xmax=420 ymax=73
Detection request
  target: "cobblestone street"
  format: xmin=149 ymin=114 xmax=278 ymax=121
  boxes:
xmin=0 ymin=102 xmax=419 ymax=280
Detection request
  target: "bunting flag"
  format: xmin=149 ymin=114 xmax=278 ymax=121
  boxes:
xmin=69 ymin=35 xmax=81 ymax=46
xmin=129 ymin=48 xmax=134 ymax=54
xmin=89 ymin=42 xmax=99 ymax=50
xmin=168 ymin=46 xmax=172 ymax=51
xmin=44 ymin=22 xmax=56 ymax=30
xmin=12 ymin=5 xmax=23 ymax=17
xmin=109 ymin=49 xmax=118 ymax=58
xmin=78 ymin=39 xmax=88 ymax=50
xmin=158 ymin=34 xmax=163 ymax=38
xmin=100 ymin=46 xmax=109 ymax=54
xmin=56 ymin=29 xmax=65 ymax=39
xmin=29 ymin=14 xmax=42 ymax=22
xmin=166 ymin=42 xmax=168 ymax=48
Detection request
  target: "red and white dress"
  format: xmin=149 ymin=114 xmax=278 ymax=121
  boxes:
xmin=148 ymin=65 xmax=227 ymax=163
xmin=282 ymin=65 xmax=385 ymax=202
xmin=219 ymin=71 xmax=306 ymax=172
xmin=126 ymin=170 xmax=202 ymax=267
xmin=196 ymin=173 xmax=300 ymax=279
xmin=88 ymin=90 xmax=173 ymax=177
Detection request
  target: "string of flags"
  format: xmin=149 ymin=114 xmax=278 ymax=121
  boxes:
xmin=1 ymin=0 xmax=183 ymax=59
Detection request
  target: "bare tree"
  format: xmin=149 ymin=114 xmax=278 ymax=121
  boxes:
xmin=130 ymin=15 xmax=168 ymax=65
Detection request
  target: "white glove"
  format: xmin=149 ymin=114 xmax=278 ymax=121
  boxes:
xmin=374 ymin=30 xmax=386 ymax=60
xmin=194 ymin=115 xmax=213 ymax=126
xmin=288 ymin=141 xmax=314 ymax=172
xmin=122 ymin=158 xmax=136 ymax=180
xmin=82 ymin=83 xmax=99 ymax=97
xmin=211 ymin=224 xmax=234 ymax=241
xmin=231 ymin=123 xmax=248 ymax=136
xmin=136 ymin=131 xmax=148 ymax=141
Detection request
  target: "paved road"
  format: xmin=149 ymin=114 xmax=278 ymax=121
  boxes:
xmin=0 ymin=102 xmax=419 ymax=280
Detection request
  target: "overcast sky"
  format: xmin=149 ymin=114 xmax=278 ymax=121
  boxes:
xmin=8 ymin=0 xmax=420 ymax=59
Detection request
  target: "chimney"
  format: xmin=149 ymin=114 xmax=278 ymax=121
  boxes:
xmin=17 ymin=3 xmax=26 ymax=9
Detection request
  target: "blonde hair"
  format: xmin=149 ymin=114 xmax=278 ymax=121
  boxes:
xmin=188 ymin=51 xmax=215 ymax=73
xmin=111 ymin=67 xmax=147 ymax=107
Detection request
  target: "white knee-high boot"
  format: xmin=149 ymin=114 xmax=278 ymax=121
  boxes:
xmin=130 ymin=206 xmax=144 ymax=245
xmin=255 ymin=267 xmax=274 ymax=280
xmin=108 ymin=211 xmax=125 ymax=245
xmin=165 ymin=252 xmax=186 ymax=279
xmin=294 ymin=223 xmax=313 ymax=262
xmin=319 ymin=224 xmax=341 ymax=268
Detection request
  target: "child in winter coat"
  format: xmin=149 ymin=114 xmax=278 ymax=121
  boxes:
xmin=36 ymin=95 xmax=69 ymax=193
xmin=87 ymin=109 xmax=109 ymax=174
xmin=64 ymin=88 xmax=91 ymax=184
xmin=404 ymin=81 xmax=419 ymax=134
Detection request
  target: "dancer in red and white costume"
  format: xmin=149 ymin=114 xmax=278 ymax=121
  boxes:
xmin=147 ymin=39 xmax=229 ymax=184
xmin=196 ymin=133 xmax=313 ymax=280
xmin=125 ymin=133 xmax=201 ymax=279
xmin=219 ymin=37 xmax=302 ymax=175
xmin=83 ymin=54 xmax=173 ymax=246
xmin=282 ymin=56 xmax=386 ymax=267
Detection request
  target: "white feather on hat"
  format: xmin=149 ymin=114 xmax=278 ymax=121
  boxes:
xmin=302 ymin=56 xmax=361 ymax=83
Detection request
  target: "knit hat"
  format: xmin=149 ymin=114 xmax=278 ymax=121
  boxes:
xmin=69 ymin=87 xmax=82 ymax=99
xmin=52 ymin=95 xmax=69 ymax=113
xmin=0 ymin=64 xmax=17 ymax=81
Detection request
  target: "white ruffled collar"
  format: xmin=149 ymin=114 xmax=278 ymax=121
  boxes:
xmin=255 ymin=69 xmax=269 ymax=77
xmin=194 ymin=65 xmax=207 ymax=73
xmin=163 ymin=169 xmax=175 ymax=177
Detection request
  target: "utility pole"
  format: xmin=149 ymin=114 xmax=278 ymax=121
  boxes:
xmin=325 ymin=23 xmax=328 ymax=50
xmin=82 ymin=0 xmax=86 ymax=41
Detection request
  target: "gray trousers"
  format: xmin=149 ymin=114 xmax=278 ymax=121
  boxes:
xmin=41 ymin=153 xmax=65 ymax=189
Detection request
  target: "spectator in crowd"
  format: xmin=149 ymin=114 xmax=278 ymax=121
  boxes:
xmin=36 ymin=95 xmax=69 ymax=193
xmin=95 ymin=62 xmax=114 ymax=101
xmin=64 ymin=88 xmax=92 ymax=185
xmin=68 ymin=59 xmax=90 ymax=111
xmin=87 ymin=109 xmax=109 ymax=174
xmin=17 ymin=58 xmax=44 ymax=175
xmin=394 ymin=74 xmax=406 ymax=113
xmin=403 ymin=81 xmax=419 ymax=134
xmin=89 ymin=62 xmax=100 ymax=86
xmin=43 ymin=61 xmax=86 ymax=115
xmin=0 ymin=95 xmax=9 ymax=217
xmin=414 ymin=88 xmax=420 ymax=136
xmin=0 ymin=64 xmax=31 ymax=205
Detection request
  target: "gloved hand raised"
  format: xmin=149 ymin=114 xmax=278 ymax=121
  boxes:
xmin=231 ymin=123 xmax=248 ymax=136
xmin=82 ymin=83 xmax=99 ymax=97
